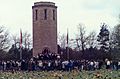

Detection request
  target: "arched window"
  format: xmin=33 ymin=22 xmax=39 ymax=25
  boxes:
xmin=53 ymin=10 xmax=55 ymax=20
xmin=42 ymin=47 xmax=50 ymax=54
xmin=44 ymin=9 xmax=47 ymax=20
xmin=35 ymin=9 xmax=38 ymax=20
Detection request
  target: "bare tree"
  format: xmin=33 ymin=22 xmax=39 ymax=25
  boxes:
xmin=22 ymin=32 xmax=32 ymax=49
xmin=76 ymin=24 xmax=87 ymax=52
xmin=10 ymin=31 xmax=32 ymax=60
xmin=86 ymin=31 xmax=97 ymax=48
xmin=0 ymin=26 xmax=9 ymax=51
xmin=12 ymin=32 xmax=32 ymax=49
xmin=58 ymin=33 xmax=67 ymax=49
xmin=12 ymin=35 xmax=20 ymax=48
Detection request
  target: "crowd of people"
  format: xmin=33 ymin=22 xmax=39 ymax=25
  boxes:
xmin=0 ymin=57 xmax=120 ymax=72
xmin=38 ymin=53 xmax=60 ymax=60
xmin=0 ymin=49 xmax=120 ymax=71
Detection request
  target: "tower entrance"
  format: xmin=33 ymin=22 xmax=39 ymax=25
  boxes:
xmin=42 ymin=47 xmax=50 ymax=54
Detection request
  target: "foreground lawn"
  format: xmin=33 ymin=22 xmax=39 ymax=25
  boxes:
xmin=0 ymin=70 xmax=120 ymax=79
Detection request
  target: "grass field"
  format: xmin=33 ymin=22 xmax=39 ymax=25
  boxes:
xmin=0 ymin=70 xmax=120 ymax=79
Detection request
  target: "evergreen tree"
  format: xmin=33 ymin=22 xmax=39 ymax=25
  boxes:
xmin=97 ymin=23 xmax=110 ymax=59
xmin=110 ymin=24 xmax=120 ymax=60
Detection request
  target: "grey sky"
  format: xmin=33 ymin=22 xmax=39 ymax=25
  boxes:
xmin=0 ymin=0 xmax=120 ymax=38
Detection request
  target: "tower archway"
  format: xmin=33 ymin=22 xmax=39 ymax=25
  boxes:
xmin=42 ymin=47 xmax=50 ymax=54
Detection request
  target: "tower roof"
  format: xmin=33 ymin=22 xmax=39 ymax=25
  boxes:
xmin=32 ymin=1 xmax=57 ymax=8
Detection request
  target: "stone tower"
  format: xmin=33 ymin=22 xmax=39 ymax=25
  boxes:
xmin=32 ymin=2 xmax=57 ymax=57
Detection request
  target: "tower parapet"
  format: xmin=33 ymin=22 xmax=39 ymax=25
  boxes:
xmin=32 ymin=2 xmax=57 ymax=8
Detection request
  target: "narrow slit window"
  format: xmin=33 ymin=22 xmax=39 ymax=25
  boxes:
xmin=53 ymin=10 xmax=55 ymax=20
xmin=35 ymin=9 xmax=38 ymax=20
xmin=44 ymin=9 xmax=47 ymax=20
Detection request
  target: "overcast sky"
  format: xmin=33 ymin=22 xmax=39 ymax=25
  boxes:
xmin=0 ymin=0 xmax=120 ymax=38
